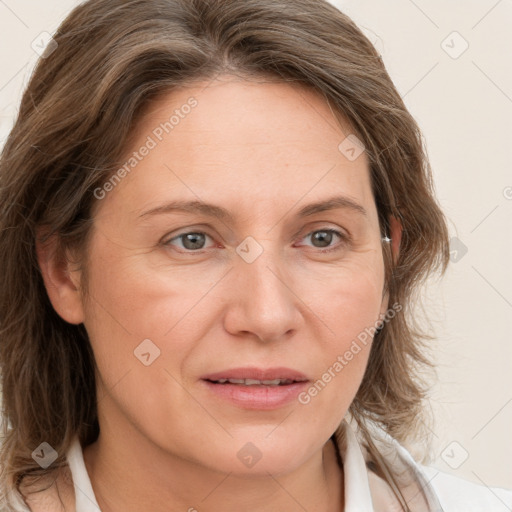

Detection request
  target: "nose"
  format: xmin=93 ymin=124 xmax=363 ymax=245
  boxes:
xmin=222 ymin=244 xmax=303 ymax=343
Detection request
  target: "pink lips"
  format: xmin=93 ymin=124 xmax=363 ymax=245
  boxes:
xmin=201 ymin=366 xmax=310 ymax=410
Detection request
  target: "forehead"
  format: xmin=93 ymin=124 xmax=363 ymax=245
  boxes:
xmin=134 ymin=75 xmax=361 ymax=156
xmin=95 ymin=76 xmax=376 ymax=224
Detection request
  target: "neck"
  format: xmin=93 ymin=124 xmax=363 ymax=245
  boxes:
xmin=83 ymin=427 xmax=344 ymax=512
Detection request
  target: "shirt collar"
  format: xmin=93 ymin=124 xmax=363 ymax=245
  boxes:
xmin=337 ymin=419 xmax=376 ymax=511
xmin=66 ymin=438 xmax=101 ymax=511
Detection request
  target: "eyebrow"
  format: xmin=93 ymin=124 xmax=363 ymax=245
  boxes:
xmin=138 ymin=195 xmax=368 ymax=222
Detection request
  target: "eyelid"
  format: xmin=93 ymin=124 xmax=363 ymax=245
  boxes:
xmin=292 ymin=221 xmax=350 ymax=242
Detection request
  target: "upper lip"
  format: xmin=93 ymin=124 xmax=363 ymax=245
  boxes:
xmin=201 ymin=367 xmax=309 ymax=382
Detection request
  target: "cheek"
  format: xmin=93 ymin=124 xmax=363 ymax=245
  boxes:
xmin=82 ymin=229 xmax=216 ymax=339
xmin=300 ymin=251 xmax=386 ymax=340
xmin=80 ymin=242 xmax=237 ymax=432
xmin=294 ymin=254 xmax=385 ymax=413
xmin=81 ymin=247 xmax=203 ymax=443
xmin=80 ymin=235 xmax=192 ymax=389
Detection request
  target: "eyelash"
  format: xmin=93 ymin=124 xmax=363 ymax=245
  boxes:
xmin=163 ymin=228 xmax=349 ymax=254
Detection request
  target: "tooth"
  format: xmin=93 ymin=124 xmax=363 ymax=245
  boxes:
xmin=222 ymin=378 xmax=294 ymax=386
xmin=261 ymin=379 xmax=281 ymax=385
xmin=244 ymin=379 xmax=261 ymax=385
xmin=227 ymin=379 xmax=245 ymax=384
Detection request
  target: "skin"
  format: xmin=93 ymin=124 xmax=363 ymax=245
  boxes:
xmin=37 ymin=74 xmax=401 ymax=512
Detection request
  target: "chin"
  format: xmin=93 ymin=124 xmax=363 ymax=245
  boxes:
xmin=202 ymin=432 xmax=319 ymax=478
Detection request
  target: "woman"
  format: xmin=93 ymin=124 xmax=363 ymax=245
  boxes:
xmin=0 ymin=0 xmax=510 ymax=510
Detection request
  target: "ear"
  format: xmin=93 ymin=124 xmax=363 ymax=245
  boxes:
xmin=35 ymin=228 xmax=85 ymax=325
xmin=389 ymin=215 xmax=402 ymax=265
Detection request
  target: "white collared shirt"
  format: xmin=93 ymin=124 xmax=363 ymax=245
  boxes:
xmin=8 ymin=420 xmax=512 ymax=511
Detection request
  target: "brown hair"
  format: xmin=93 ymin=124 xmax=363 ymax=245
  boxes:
xmin=0 ymin=0 xmax=450 ymax=509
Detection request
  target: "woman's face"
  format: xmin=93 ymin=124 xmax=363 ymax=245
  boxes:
xmin=78 ymin=75 xmax=389 ymax=475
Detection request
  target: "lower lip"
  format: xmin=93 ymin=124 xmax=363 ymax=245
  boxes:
xmin=201 ymin=380 xmax=309 ymax=410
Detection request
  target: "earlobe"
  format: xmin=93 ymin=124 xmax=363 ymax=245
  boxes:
xmin=35 ymin=228 xmax=85 ymax=325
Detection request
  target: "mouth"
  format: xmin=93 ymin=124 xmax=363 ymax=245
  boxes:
xmin=200 ymin=367 xmax=310 ymax=410
xmin=205 ymin=378 xmax=303 ymax=386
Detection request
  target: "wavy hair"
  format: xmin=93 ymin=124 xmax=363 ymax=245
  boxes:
xmin=0 ymin=0 xmax=450 ymax=509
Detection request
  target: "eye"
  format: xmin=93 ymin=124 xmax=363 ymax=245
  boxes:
xmin=299 ymin=229 xmax=348 ymax=253
xmin=163 ymin=228 xmax=349 ymax=254
xmin=164 ymin=231 xmax=215 ymax=251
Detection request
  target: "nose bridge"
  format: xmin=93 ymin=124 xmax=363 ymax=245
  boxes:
xmin=245 ymin=249 xmax=284 ymax=301
xmin=226 ymin=236 xmax=300 ymax=342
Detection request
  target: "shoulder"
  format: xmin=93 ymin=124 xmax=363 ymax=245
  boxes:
xmin=355 ymin=422 xmax=512 ymax=512
xmin=419 ymin=464 xmax=512 ymax=512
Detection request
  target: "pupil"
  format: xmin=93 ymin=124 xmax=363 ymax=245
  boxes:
xmin=183 ymin=233 xmax=205 ymax=250
xmin=313 ymin=231 xmax=332 ymax=248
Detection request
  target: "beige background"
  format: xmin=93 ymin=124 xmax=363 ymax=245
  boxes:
xmin=1 ymin=0 xmax=511 ymax=492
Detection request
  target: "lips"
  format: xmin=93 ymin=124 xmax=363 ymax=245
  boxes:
xmin=201 ymin=366 xmax=309 ymax=384
xmin=200 ymin=367 xmax=310 ymax=410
